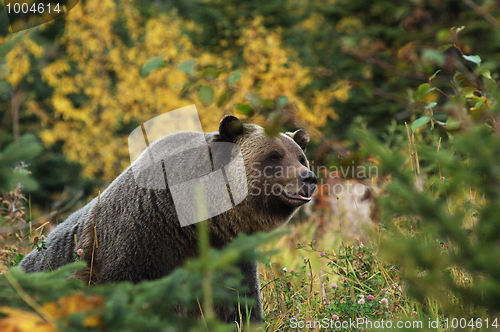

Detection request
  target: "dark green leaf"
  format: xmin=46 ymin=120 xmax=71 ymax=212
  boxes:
xmin=462 ymin=55 xmax=482 ymax=66
xmin=140 ymin=57 xmax=167 ymax=77
xmin=461 ymin=87 xmax=478 ymax=98
xmin=198 ymin=85 xmax=214 ymax=106
xmin=474 ymin=100 xmax=485 ymax=108
xmin=434 ymin=113 xmax=447 ymax=121
xmin=261 ymin=99 xmax=274 ymax=108
xmin=216 ymin=90 xmax=233 ymax=108
xmin=428 ymin=70 xmax=441 ymax=81
xmin=227 ymin=71 xmax=242 ymax=85
xmin=177 ymin=60 xmax=197 ymax=76
xmin=481 ymin=70 xmax=492 ymax=80
xmin=411 ymin=116 xmax=431 ymax=132
xmin=445 ymin=117 xmax=461 ymax=131
xmin=276 ymin=96 xmax=288 ymax=108
xmin=235 ymin=103 xmax=253 ymax=116
xmin=437 ymin=44 xmax=453 ymax=52
xmin=425 ymin=102 xmax=437 ymax=109
xmin=453 ymin=72 xmax=470 ymax=88
xmin=181 ymin=81 xmax=197 ymax=95
xmin=200 ymin=67 xmax=223 ymax=80
xmin=415 ymin=83 xmax=435 ymax=101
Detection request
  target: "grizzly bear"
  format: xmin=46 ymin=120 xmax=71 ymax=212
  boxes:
xmin=20 ymin=114 xmax=317 ymax=323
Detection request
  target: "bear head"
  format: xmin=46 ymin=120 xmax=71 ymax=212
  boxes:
xmin=213 ymin=115 xmax=317 ymax=233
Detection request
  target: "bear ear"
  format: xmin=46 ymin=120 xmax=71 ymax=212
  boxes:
xmin=287 ymin=129 xmax=309 ymax=151
xmin=219 ymin=115 xmax=244 ymax=142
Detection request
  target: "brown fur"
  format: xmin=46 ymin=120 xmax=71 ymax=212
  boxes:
xmin=21 ymin=115 xmax=317 ymax=323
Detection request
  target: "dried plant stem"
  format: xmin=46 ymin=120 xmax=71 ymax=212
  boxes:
xmin=4 ymin=270 xmax=56 ymax=327
xmin=88 ymin=226 xmax=98 ymax=286
xmin=463 ymin=0 xmax=500 ymax=28
xmin=405 ymin=123 xmax=420 ymax=175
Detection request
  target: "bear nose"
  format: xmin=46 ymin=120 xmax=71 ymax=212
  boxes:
xmin=299 ymin=170 xmax=317 ymax=185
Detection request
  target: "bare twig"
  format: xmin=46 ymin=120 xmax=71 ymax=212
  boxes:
xmin=463 ymin=0 xmax=500 ymax=28
xmin=88 ymin=226 xmax=98 ymax=286
xmin=4 ymin=270 xmax=56 ymax=327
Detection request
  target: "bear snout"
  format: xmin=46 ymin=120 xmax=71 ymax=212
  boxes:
xmin=299 ymin=170 xmax=317 ymax=185
xmin=299 ymin=170 xmax=317 ymax=197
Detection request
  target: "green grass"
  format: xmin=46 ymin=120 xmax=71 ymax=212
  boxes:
xmin=0 ymin=170 xmax=495 ymax=332
xmin=259 ymin=216 xmax=479 ymax=332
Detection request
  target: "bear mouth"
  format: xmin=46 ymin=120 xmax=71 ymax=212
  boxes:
xmin=282 ymin=191 xmax=313 ymax=202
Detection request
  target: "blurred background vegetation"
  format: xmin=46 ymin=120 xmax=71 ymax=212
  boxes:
xmin=1 ymin=0 xmax=500 ymax=211
xmin=1 ymin=0 xmax=500 ymax=331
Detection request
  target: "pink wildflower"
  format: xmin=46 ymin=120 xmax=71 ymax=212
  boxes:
xmin=367 ymin=295 xmax=375 ymax=300
xmin=379 ymin=298 xmax=389 ymax=306
xmin=330 ymin=283 xmax=338 ymax=288
xmin=76 ymin=248 xmax=84 ymax=256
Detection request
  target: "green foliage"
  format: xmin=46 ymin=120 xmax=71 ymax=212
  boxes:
xmin=0 ymin=134 xmax=42 ymax=192
xmin=3 ymin=0 xmax=500 ymax=216
xmin=0 ymin=231 xmax=280 ymax=331
xmin=1 ymin=247 xmax=25 ymax=267
xmin=390 ymin=128 xmax=500 ymax=309
xmin=263 ymin=242 xmax=420 ymax=331
xmin=353 ymin=75 xmax=500 ymax=323
xmin=3 ymin=0 xmax=500 ymax=329
xmin=198 ymin=85 xmax=215 ymax=106
xmin=130 ymin=0 xmax=500 ymax=142
xmin=178 ymin=59 xmax=198 ymax=77
xmin=407 ymin=34 xmax=499 ymax=136
xmin=139 ymin=56 xmax=168 ymax=77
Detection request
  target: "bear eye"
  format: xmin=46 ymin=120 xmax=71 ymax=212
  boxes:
xmin=267 ymin=151 xmax=282 ymax=162
xmin=299 ymin=155 xmax=307 ymax=166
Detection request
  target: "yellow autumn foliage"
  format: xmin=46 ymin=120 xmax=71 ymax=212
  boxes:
xmin=3 ymin=0 xmax=347 ymax=182
xmin=0 ymin=292 xmax=104 ymax=331
xmin=2 ymin=35 xmax=43 ymax=87
xmin=0 ymin=307 xmax=56 ymax=332
xmin=42 ymin=292 xmax=104 ymax=328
